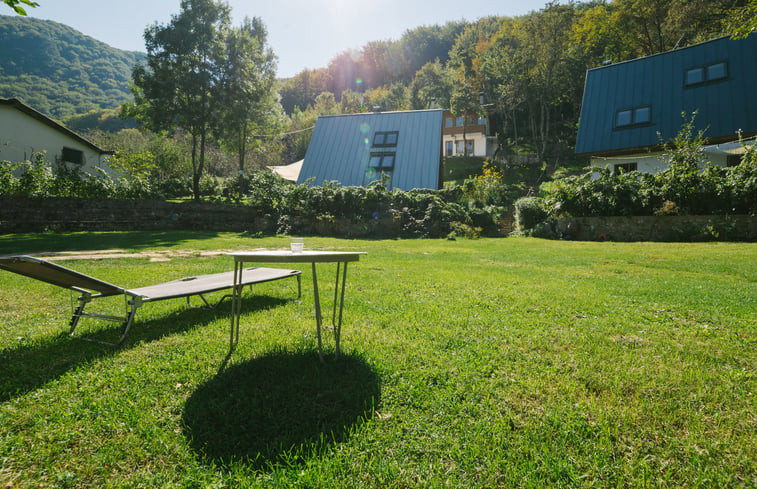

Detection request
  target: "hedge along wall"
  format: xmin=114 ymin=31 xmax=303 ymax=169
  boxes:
xmin=554 ymin=215 xmax=757 ymax=242
xmin=0 ymin=197 xmax=514 ymax=237
xmin=0 ymin=197 xmax=276 ymax=234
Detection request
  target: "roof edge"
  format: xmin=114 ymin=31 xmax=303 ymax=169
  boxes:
xmin=0 ymin=98 xmax=113 ymax=155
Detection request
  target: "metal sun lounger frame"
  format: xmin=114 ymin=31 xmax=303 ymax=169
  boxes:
xmin=0 ymin=255 xmax=301 ymax=345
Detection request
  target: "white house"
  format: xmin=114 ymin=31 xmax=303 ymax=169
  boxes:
xmin=0 ymin=98 xmax=113 ymax=174
xmin=441 ymin=109 xmax=497 ymax=158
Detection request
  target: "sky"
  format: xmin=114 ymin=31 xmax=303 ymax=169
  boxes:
xmin=17 ymin=0 xmax=551 ymax=78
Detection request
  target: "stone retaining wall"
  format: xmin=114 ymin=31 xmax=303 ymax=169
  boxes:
xmin=0 ymin=197 xmax=275 ymax=233
xmin=554 ymin=214 xmax=756 ymax=242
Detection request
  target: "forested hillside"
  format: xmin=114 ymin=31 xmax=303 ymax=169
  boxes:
xmin=0 ymin=15 xmax=144 ymax=118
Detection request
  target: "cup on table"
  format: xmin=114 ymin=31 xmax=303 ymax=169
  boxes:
xmin=290 ymin=237 xmax=304 ymax=253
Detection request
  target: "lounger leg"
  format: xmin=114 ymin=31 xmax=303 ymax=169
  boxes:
xmin=69 ymin=293 xmax=92 ymax=336
xmin=116 ymin=298 xmax=140 ymax=345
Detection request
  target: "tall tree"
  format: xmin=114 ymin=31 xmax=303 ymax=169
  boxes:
xmin=127 ymin=0 xmax=230 ymax=200
xmin=217 ymin=16 xmax=278 ymax=182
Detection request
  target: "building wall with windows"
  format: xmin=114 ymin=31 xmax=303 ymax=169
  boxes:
xmin=441 ymin=110 xmax=496 ymax=158
xmin=0 ymin=98 xmax=112 ymax=175
xmin=576 ymin=34 xmax=757 ymax=175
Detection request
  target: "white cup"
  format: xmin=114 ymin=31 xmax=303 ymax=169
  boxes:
xmin=290 ymin=237 xmax=304 ymax=253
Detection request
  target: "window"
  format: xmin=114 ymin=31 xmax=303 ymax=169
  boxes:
xmin=373 ymin=131 xmax=399 ymax=147
xmin=455 ymin=116 xmax=464 ymax=126
xmin=455 ymin=140 xmax=464 ymax=155
xmin=727 ymin=154 xmax=742 ymax=167
xmin=477 ymin=116 xmax=486 ymax=125
xmin=467 ymin=116 xmax=477 ymax=125
xmin=61 ymin=147 xmax=84 ymax=165
xmin=615 ymin=106 xmax=652 ymax=128
xmin=614 ymin=162 xmax=637 ymax=173
xmin=445 ymin=141 xmax=453 ymax=157
xmin=365 ymin=152 xmax=395 ymax=187
xmin=466 ymin=140 xmax=474 ymax=155
xmin=445 ymin=118 xmax=454 ymax=128
xmin=685 ymin=61 xmax=728 ymax=86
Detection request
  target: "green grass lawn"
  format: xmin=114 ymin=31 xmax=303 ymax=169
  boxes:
xmin=0 ymin=233 xmax=755 ymax=487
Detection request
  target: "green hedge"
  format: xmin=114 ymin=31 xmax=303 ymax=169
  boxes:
xmin=1 ymin=159 xmax=522 ymax=239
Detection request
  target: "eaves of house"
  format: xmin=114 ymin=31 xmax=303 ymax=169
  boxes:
xmin=575 ymin=34 xmax=757 ymax=157
xmin=0 ymin=97 xmax=113 ymax=155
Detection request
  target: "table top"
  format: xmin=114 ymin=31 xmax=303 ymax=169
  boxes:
xmin=228 ymin=250 xmax=366 ymax=263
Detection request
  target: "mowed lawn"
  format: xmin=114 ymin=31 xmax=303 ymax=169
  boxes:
xmin=0 ymin=233 xmax=755 ymax=488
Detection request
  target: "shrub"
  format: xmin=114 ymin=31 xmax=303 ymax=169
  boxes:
xmin=514 ymin=196 xmax=548 ymax=232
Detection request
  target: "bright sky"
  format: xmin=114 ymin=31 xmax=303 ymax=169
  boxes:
xmin=19 ymin=0 xmax=550 ymax=78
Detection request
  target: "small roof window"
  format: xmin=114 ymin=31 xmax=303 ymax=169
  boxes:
xmin=685 ymin=61 xmax=728 ymax=87
xmin=615 ymin=105 xmax=652 ymax=129
xmin=373 ymin=131 xmax=399 ymax=148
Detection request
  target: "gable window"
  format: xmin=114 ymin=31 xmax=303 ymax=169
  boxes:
xmin=615 ymin=106 xmax=652 ymax=128
xmin=61 ymin=147 xmax=84 ymax=165
xmin=365 ymin=152 xmax=395 ymax=188
xmin=685 ymin=61 xmax=728 ymax=86
xmin=614 ymin=162 xmax=637 ymax=173
xmin=373 ymin=131 xmax=399 ymax=147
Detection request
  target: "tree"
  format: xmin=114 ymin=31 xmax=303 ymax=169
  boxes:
xmin=217 ymin=16 xmax=278 ymax=187
xmin=126 ymin=0 xmax=231 ymax=201
xmin=3 ymin=0 xmax=38 ymax=15
xmin=409 ymin=59 xmax=453 ymax=110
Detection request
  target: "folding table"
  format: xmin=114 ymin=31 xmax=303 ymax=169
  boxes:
xmin=228 ymin=250 xmax=366 ymax=360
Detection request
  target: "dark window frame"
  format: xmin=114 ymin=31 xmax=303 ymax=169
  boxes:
xmin=61 ymin=147 xmax=84 ymax=165
xmin=368 ymin=152 xmax=396 ymax=170
xmin=372 ymin=131 xmax=399 ymax=148
xmin=614 ymin=105 xmax=653 ymax=129
xmin=613 ymin=162 xmax=638 ymax=173
xmin=685 ymin=60 xmax=729 ymax=87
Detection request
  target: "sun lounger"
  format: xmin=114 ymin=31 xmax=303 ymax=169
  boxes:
xmin=0 ymin=255 xmax=301 ymax=345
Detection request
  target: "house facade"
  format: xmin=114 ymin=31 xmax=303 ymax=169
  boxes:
xmin=441 ymin=109 xmax=497 ymax=158
xmin=0 ymin=98 xmax=113 ymax=174
xmin=298 ymin=109 xmax=443 ymax=191
xmin=575 ymin=35 xmax=757 ymax=174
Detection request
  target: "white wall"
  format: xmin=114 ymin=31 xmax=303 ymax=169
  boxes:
xmin=0 ymin=105 xmax=111 ymax=175
xmin=590 ymin=141 xmax=751 ymax=177
xmin=443 ymin=132 xmax=489 ymax=157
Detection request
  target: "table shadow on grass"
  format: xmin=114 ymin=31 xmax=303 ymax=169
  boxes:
xmin=182 ymin=349 xmax=381 ymax=471
xmin=0 ymin=295 xmax=289 ymax=402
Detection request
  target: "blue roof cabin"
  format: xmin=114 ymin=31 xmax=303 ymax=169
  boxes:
xmin=297 ymin=109 xmax=444 ymax=190
xmin=575 ymin=34 xmax=757 ymax=174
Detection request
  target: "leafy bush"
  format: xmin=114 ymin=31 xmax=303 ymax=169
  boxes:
xmin=514 ymin=196 xmax=548 ymax=232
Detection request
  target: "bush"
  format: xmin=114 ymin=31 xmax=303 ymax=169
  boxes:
xmin=514 ymin=196 xmax=548 ymax=232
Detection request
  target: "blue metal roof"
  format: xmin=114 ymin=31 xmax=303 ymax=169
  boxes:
xmin=297 ymin=109 xmax=443 ymax=190
xmin=575 ymin=35 xmax=757 ymax=156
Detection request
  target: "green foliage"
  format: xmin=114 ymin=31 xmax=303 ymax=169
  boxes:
xmin=0 ymin=15 xmax=144 ymax=118
xmin=514 ymin=196 xmax=549 ymax=232
xmin=2 ymin=0 xmax=38 ymax=15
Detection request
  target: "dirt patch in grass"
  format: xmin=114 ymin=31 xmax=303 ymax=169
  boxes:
xmin=33 ymin=249 xmax=262 ymax=262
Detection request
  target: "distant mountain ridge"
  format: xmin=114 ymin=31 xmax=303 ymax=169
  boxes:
xmin=0 ymin=15 xmax=144 ymax=119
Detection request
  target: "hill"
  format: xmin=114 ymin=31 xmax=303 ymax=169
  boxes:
xmin=0 ymin=15 xmax=144 ymax=119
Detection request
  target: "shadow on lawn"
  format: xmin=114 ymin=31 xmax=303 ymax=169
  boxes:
xmin=0 ymin=230 xmax=223 ymax=255
xmin=182 ymin=349 xmax=381 ymax=471
xmin=0 ymin=295 xmax=288 ymax=402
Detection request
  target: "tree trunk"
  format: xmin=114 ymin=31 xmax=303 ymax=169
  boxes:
xmin=191 ymin=132 xmax=199 ymax=200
